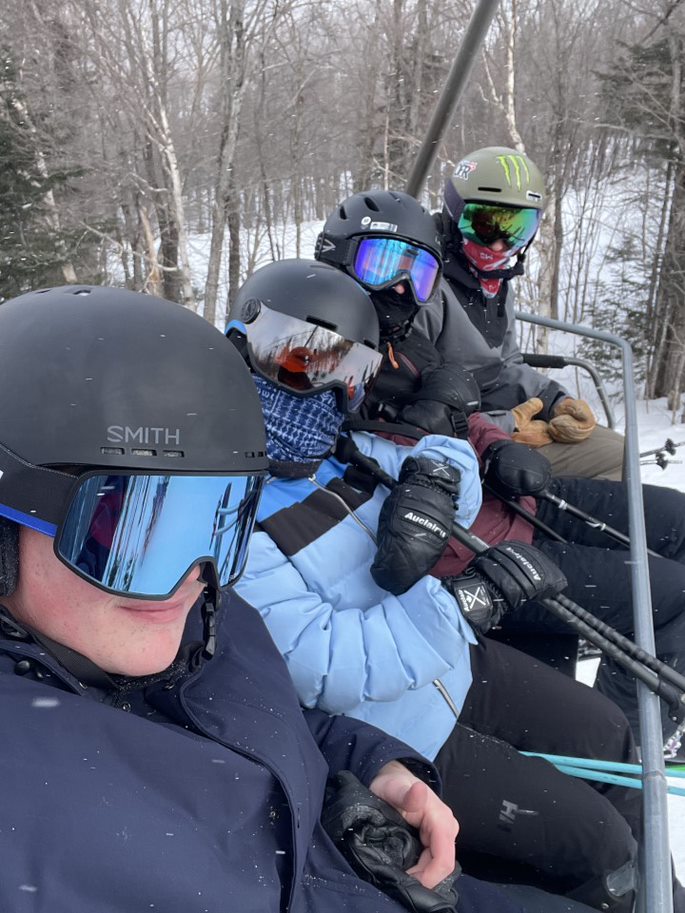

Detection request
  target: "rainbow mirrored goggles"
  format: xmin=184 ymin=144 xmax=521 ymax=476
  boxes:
xmin=457 ymin=203 xmax=542 ymax=252
xmin=232 ymin=304 xmax=383 ymax=412
xmin=351 ymin=237 xmax=441 ymax=303
xmin=0 ymin=445 xmax=263 ymax=598
xmin=318 ymin=233 xmax=441 ymax=304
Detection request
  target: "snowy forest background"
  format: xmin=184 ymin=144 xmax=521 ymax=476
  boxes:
xmin=1 ymin=0 xmax=685 ymax=420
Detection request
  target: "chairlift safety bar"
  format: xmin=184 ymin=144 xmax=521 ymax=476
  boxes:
xmin=516 ymin=309 xmax=672 ymax=913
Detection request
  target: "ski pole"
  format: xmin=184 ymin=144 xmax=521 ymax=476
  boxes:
xmin=483 ymin=482 xmax=567 ymax=543
xmin=553 ymin=590 xmax=685 ymax=694
xmin=485 ymin=484 xmax=661 ymax=560
xmin=521 ymin=753 xmax=685 ymax=796
xmin=552 ymin=765 xmax=685 ymax=797
xmin=521 ymin=753 xmax=685 ymax=779
xmin=640 ymin=438 xmax=685 ymax=459
xmin=444 ymin=517 xmax=685 ymax=718
xmin=480 ymin=490 xmax=683 ymax=685
xmin=539 ymin=488 xmax=661 ymax=558
xmin=641 ymin=456 xmax=682 ymax=470
xmin=341 ymin=439 xmax=685 ymax=713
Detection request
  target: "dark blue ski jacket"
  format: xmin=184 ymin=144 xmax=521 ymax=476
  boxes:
xmin=0 ymin=590 xmax=451 ymax=913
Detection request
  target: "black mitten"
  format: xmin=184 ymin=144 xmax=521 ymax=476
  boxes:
xmin=471 ymin=541 xmax=567 ymax=611
xmin=482 ymin=439 xmax=552 ymax=498
xmin=371 ymin=457 xmax=460 ymax=595
xmin=322 ymin=771 xmax=460 ymax=913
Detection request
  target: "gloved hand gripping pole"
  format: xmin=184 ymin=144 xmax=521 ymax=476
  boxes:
xmin=340 ymin=438 xmax=685 ymax=722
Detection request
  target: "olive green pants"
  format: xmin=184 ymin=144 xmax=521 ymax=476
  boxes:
xmin=539 ymin=424 xmax=624 ymax=480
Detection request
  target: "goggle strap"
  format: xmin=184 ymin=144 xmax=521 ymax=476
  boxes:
xmin=444 ymin=180 xmax=465 ymax=222
xmin=0 ymin=444 xmax=75 ymax=528
xmin=315 ymin=233 xmax=352 ymax=268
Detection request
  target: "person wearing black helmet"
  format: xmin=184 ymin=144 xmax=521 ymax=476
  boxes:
xmin=229 ymin=260 xmax=646 ymax=913
xmin=315 ymin=189 xmax=487 ymax=440
xmin=0 ymin=283 xmax=493 ymax=913
xmin=412 ymin=146 xmax=625 ymax=481
xmin=315 ymin=188 xmax=685 ymax=758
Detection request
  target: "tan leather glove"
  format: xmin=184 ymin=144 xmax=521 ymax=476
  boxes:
xmin=511 ymin=397 xmax=553 ymax=447
xmin=548 ymin=398 xmax=597 ymax=443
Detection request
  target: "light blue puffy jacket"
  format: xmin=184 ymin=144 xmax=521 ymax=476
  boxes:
xmin=235 ymin=431 xmax=481 ymax=760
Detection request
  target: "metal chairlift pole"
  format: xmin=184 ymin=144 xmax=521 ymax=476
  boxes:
xmin=516 ymin=310 xmax=673 ymax=913
xmin=404 ymin=0 xmax=500 ymax=198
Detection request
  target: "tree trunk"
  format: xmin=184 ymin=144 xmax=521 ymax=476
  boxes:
xmin=204 ymin=0 xmax=246 ymax=326
xmin=652 ymin=159 xmax=685 ymax=401
xmin=226 ymin=170 xmax=241 ymax=322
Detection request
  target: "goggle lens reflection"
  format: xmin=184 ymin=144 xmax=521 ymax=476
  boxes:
xmin=458 ymin=203 xmax=541 ymax=250
xmin=56 ymin=472 xmax=262 ymax=597
xmin=352 ymin=237 xmax=440 ymax=303
xmin=245 ymin=305 xmax=382 ymax=412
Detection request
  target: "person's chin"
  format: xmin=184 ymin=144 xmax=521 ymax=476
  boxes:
xmin=111 ymin=636 xmax=184 ymax=677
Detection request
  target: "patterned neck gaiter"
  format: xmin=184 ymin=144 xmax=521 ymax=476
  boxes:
xmin=253 ymin=375 xmax=345 ymax=465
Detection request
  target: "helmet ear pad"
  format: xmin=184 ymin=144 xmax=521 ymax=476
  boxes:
xmin=0 ymin=517 xmax=19 ymax=597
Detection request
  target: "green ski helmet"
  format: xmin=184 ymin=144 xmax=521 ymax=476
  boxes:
xmin=444 ymin=146 xmax=545 ymax=259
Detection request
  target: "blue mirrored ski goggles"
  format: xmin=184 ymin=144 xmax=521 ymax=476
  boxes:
xmin=55 ymin=472 xmax=263 ymax=598
xmin=56 ymin=472 xmax=263 ymax=598
xmin=0 ymin=470 xmax=263 ymax=599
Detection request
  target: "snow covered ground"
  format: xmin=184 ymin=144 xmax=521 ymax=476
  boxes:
xmin=575 ymin=399 xmax=685 ymax=879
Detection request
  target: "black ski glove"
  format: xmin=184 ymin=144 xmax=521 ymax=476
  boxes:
xmin=399 ymin=364 xmax=481 ymax=439
xmin=322 ymin=771 xmax=460 ymax=913
xmin=443 ymin=541 xmax=567 ymax=634
xmin=482 ymin=439 xmax=552 ymax=498
xmin=371 ymin=457 xmax=460 ymax=596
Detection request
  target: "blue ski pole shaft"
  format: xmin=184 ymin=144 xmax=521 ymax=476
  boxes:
xmin=554 ymin=764 xmax=685 ymax=798
xmin=521 ymin=752 xmax=685 ymax=779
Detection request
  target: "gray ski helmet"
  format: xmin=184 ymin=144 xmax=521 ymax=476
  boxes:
xmin=0 ymin=285 xmax=267 ymax=567
xmin=444 ymin=146 xmax=546 ymax=221
xmin=229 ymin=259 xmax=382 ymax=412
xmin=316 ymin=190 xmax=442 ymax=264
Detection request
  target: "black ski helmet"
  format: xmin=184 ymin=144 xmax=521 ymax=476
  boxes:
xmin=315 ymin=190 xmax=443 ymax=304
xmin=0 ymin=285 xmax=267 ymax=475
xmin=0 ymin=285 xmax=267 ymax=612
xmin=228 ymin=259 xmax=382 ymax=412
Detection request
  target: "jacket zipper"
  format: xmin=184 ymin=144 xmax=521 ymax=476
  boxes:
xmin=306 ymin=474 xmax=460 ymax=721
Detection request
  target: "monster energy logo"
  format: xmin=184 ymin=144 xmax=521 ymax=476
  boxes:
xmin=496 ymin=154 xmax=531 ymax=190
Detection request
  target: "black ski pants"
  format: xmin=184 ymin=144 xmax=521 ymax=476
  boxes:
xmin=435 ymin=637 xmax=641 ymax=909
xmin=504 ymin=478 xmax=685 ymax=739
